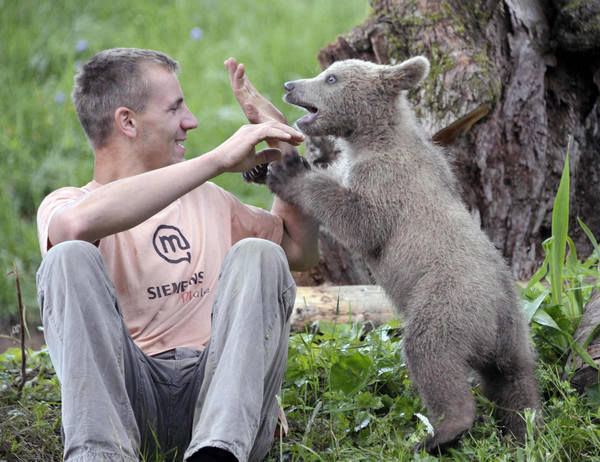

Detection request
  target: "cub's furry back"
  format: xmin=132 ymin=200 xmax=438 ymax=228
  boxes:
xmin=267 ymin=56 xmax=541 ymax=453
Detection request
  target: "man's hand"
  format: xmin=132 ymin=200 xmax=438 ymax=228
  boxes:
xmin=225 ymin=57 xmax=301 ymax=184
xmin=225 ymin=57 xmax=287 ymax=125
xmin=212 ymin=121 xmax=304 ymax=174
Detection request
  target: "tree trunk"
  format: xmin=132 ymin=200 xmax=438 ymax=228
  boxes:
xmin=294 ymin=0 xmax=600 ymax=285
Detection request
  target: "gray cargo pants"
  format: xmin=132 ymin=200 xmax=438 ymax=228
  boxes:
xmin=36 ymin=238 xmax=296 ymax=462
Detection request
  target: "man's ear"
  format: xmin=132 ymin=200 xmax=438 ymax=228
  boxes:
xmin=380 ymin=56 xmax=430 ymax=93
xmin=114 ymin=107 xmax=137 ymax=139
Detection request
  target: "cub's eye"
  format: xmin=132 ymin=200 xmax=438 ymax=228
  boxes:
xmin=326 ymin=74 xmax=337 ymax=84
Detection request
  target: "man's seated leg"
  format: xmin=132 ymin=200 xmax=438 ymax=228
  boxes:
xmin=184 ymin=238 xmax=296 ymax=462
xmin=37 ymin=240 xmax=141 ymax=461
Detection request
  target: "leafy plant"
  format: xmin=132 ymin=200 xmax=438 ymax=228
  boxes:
xmin=0 ymin=347 xmax=62 ymax=461
xmin=520 ymin=141 xmax=600 ymax=368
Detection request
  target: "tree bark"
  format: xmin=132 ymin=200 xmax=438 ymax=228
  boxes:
xmin=294 ymin=0 xmax=600 ymax=284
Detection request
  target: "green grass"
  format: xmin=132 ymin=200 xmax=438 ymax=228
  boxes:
xmin=3 ymin=323 xmax=600 ymax=461
xmin=265 ymin=323 xmax=600 ymax=462
xmin=0 ymin=0 xmax=371 ymax=325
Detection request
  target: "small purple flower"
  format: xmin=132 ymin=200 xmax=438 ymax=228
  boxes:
xmin=55 ymin=91 xmax=66 ymax=104
xmin=75 ymin=39 xmax=88 ymax=53
xmin=190 ymin=27 xmax=203 ymax=40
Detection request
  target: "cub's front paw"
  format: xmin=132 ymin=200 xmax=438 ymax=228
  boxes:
xmin=242 ymin=162 xmax=269 ymax=184
xmin=266 ymin=153 xmax=311 ymax=203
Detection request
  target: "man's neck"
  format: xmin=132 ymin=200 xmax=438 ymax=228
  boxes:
xmin=93 ymin=143 xmax=148 ymax=184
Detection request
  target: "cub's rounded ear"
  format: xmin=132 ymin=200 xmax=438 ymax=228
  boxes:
xmin=381 ymin=56 xmax=430 ymax=92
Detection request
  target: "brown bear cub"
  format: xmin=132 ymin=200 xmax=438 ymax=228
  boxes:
xmin=266 ymin=57 xmax=541 ymax=453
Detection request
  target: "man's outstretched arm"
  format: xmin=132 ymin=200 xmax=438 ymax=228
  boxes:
xmin=48 ymin=122 xmax=303 ymax=247
xmin=225 ymin=58 xmax=319 ymax=271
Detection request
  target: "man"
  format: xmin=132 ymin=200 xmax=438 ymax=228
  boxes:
xmin=36 ymin=48 xmax=318 ymax=462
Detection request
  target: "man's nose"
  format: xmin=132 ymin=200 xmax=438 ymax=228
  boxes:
xmin=182 ymin=106 xmax=198 ymax=130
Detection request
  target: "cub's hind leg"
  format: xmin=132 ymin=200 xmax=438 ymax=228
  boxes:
xmin=479 ymin=360 xmax=541 ymax=443
xmin=404 ymin=341 xmax=476 ymax=454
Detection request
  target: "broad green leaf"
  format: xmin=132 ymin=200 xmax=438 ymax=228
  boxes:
xmin=329 ymin=352 xmax=373 ymax=395
xmin=521 ymin=289 xmax=550 ymax=323
xmin=532 ymin=308 xmax=561 ymax=330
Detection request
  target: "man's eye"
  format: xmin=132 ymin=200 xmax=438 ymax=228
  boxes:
xmin=326 ymin=75 xmax=337 ymax=84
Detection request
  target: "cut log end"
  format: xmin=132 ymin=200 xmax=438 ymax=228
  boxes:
xmin=290 ymin=285 xmax=396 ymax=331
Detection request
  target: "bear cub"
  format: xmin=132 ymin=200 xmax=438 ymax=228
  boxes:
xmin=266 ymin=57 xmax=541 ymax=453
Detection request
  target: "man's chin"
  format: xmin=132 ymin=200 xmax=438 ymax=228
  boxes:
xmin=171 ymin=152 xmax=186 ymax=164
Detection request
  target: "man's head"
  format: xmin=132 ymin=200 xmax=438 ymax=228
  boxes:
xmin=72 ymin=48 xmax=181 ymax=150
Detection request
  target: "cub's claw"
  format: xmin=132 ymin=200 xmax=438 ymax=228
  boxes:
xmin=242 ymin=162 xmax=269 ymax=184
xmin=266 ymin=153 xmax=311 ymax=202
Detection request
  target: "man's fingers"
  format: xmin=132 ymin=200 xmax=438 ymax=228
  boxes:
xmin=242 ymin=122 xmax=303 ymax=147
xmin=224 ymin=57 xmax=243 ymax=89
xmin=234 ymin=63 xmax=245 ymax=84
xmin=225 ymin=61 xmax=289 ymax=126
xmin=224 ymin=57 xmax=238 ymax=74
xmin=224 ymin=57 xmax=235 ymax=79
xmin=262 ymin=122 xmax=304 ymax=145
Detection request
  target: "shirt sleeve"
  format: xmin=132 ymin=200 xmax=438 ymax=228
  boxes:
xmin=36 ymin=187 xmax=86 ymax=257
xmin=210 ymin=183 xmax=283 ymax=246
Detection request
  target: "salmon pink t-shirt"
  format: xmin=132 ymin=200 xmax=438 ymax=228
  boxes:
xmin=37 ymin=180 xmax=284 ymax=356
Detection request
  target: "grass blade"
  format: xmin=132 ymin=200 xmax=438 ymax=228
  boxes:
xmin=549 ymin=141 xmax=571 ymax=307
xmin=578 ymin=217 xmax=600 ymax=260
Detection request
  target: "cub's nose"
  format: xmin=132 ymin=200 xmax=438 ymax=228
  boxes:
xmin=284 ymin=81 xmax=295 ymax=92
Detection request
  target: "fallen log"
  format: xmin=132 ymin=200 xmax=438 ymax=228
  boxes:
xmin=290 ymin=285 xmax=396 ymax=331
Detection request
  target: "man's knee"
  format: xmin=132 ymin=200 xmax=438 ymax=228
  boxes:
xmin=46 ymin=239 xmax=100 ymax=260
xmin=230 ymin=237 xmax=283 ymax=255
xmin=37 ymin=240 xmax=105 ymax=289
xmin=227 ymin=238 xmax=287 ymax=267
xmin=221 ymin=238 xmax=295 ymax=303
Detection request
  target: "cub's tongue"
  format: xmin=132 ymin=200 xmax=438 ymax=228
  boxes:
xmin=298 ymin=111 xmax=317 ymax=124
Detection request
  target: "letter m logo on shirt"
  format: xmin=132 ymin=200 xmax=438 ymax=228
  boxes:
xmin=152 ymin=225 xmax=192 ymax=263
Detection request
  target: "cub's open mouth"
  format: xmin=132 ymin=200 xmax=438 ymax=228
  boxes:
xmin=301 ymin=103 xmax=318 ymax=114
xmin=283 ymin=92 xmax=319 ymax=126
xmin=295 ymin=102 xmax=318 ymax=125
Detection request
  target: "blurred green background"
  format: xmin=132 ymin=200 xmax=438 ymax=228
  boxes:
xmin=0 ymin=0 xmax=370 ymax=327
